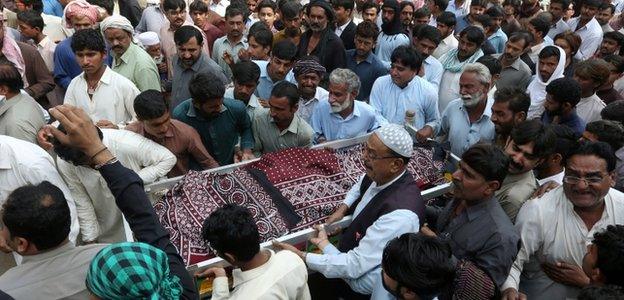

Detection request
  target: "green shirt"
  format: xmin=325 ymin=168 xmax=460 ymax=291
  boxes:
xmin=112 ymin=43 xmax=161 ymax=92
xmin=252 ymin=108 xmax=313 ymax=155
xmin=173 ymin=98 xmax=253 ymax=165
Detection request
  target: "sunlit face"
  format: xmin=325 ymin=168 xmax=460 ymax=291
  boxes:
xmin=104 ymin=28 xmax=131 ymax=57
xmin=389 ymin=60 xmax=417 ymax=87
xmin=258 ymin=7 xmax=276 ymax=29
xmin=538 ymin=55 xmax=559 ymax=82
xmin=176 ymin=36 xmax=202 ymax=68
xmin=563 ymin=154 xmax=614 ymax=210
xmin=142 ymin=111 xmax=171 ymax=138
xmin=504 ymin=139 xmax=542 ymax=174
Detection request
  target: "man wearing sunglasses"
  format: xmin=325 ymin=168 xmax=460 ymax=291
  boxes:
xmin=502 ymin=141 xmax=624 ymax=300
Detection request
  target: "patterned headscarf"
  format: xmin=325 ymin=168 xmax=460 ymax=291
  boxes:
xmin=86 ymin=242 xmax=182 ymax=300
xmin=63 ymin=0 xmax=99 ymax=29
xmin=292 ymin=57 xmax=326 ymax=77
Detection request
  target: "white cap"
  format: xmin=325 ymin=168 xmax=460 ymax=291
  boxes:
xmin=374 ymin=124 xmax=413 ymax=158
xmin=137 ymin=31 xmax=160 ymax=46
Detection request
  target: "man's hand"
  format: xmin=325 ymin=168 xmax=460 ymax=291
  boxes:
xmin=541 ymin=262 xmax=590 ymax=287
xmin=309 ymin=224 xmax=330 ymax=250
xmin=420 ymin=224 xmax=437 ymax=237
xmin=95 ymin=119 xmax=119 ymax=129
xmin=325 ymin=203 xmax=348 ymax=225
xmin=415 ymin=126 xmax=434 ymax=143
xmin=531 ymin=181 xmax=560 ymax=199
xmin=195 ymin=267 xmax=227 ymax=278
xmin=501 ymin=288 xmax=527 ymax=300
xmin=36 ymin=126 xmax=54 ymax=151
xmin=272 ymin=240 xmax=306 ymax=260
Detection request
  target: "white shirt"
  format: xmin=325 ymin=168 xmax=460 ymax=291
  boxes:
xmin=212 ymin=249 xmax=311 ymax=300
xmin=567 ymin=17 xmax=603 ymax=60
xmin=210 ymin=0 xmax=229 ymax=17
xmin=432 ymin=34 xmax=459 ymax=59
xmin=64 ymin=66 xmax=139 ymax=127
xmin=36 ymin=36 xmax=56 ymax=72
xmin=537 ymin=170 xmax=565 ymax=185
xmin=0 ymin=135 xmax=79 ymax=244
xmin=56 ymin=129 xmax=176 ymax=242
xmin=502 ymin=186 xmax=624 ymax=299
xmin=576 ymin=94 xmax=605 ymax=124
xmin=306 ymin=172 xmax=420 ymax=297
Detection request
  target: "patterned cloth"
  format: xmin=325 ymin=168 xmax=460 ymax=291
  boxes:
xmin=86 ymin=242 xmax=182 ymax=300
xmin=155 ymin=144 xmax=447 ymax=265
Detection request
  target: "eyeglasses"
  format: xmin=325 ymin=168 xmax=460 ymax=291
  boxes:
xmin=362 ymin=147 xmax=398 ymax=160
xmin=563 ymin=175 xmax=605 ymax=185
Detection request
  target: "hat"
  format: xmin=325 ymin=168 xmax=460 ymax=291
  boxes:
xmin=138 ymin=31 xmax=160 ymax=47
xmin=374 ymin=124 xmax=413 ymax=158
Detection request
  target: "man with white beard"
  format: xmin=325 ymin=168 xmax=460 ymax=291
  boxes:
xmin=420 ymin=62 xmax=495 ymax=156
xmin=310 ymin=68 xmax=381 ymax=143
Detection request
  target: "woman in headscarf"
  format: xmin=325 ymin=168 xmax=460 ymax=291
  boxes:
xmin=375 ymin=0 xmax=410 ymax=68
xmin=526 ymin=45 xmax=566 ymax=119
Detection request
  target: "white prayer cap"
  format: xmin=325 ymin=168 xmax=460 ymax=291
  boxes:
xmin=374 ymin=124 xmax=413 ymax=158
xmin=138 ymin=31 xmax=160 ymax=46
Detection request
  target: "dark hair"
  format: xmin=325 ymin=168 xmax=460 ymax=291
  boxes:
xmin=53 ymin=125 xmax=104 ymax=165
xmin=550 ymin=0 xmax=571 ymax=9
xmin=604 ymin=55 xmax=624 ymax=74
xmin=201 ymin=204 xmax=260 ymax=262
xmin=583 ymin=0 xmax=602 ymax=9
xmin=551 ymin=124 xmax=579 ymax=162
xmin=579 ymin=285 xmax=624 ymax=300
xmin=332 ymin=0 xmax=354 ymax=11
xmin=163 ymin=0 xmax=186 ymax=11
xmin=225 ymin=5 xmax=245 ymax=19
xmin=474 ymin=14 xmax=492 ymax=28
xmin=529 ymin=16 xmax=550 ymax=38
xmin=17 ymin=10 xmax=44 ymax=31
xmin=189 ymin=72 xmax=225 ymax=103
xmin=361 ymin=1 xmax=379 ymax=15
xmin=270 ymin=81 xmax=299 ymax=107
xmin=485 ymin=5 xmax=504 ymax=18
xmin=493 ymin=87 xmax=530 ymax=114
xmin=174 ymin=25 xmax=204 ymax=46
xmin=567 ymin=141 xmax=617 ymax=172
xmin=585 ymin=120 xmax=624 ymax=151
xmin=470 ymin=0 xmax=487 ymax=7
xmin=189 ymin=0 xmax=208 ymax=13
xmin=415 ymin=25 xmax=441 ymax=45
xmin=510 ymin=120 xmax=556 ymax=159
xmin=436 ymin=11 xmax=456 ymax=27
xmin=22 ymin=0 xmax=44 ymax=13
xmin=355 ymin=20 xmax=379 ymax=40
xmin=256 ymin=0 xmax=277 ymax=13
xmin=0 ymin=64 xmax=24 ymax=93
xmin=2 ymin=181 xmax=71 ymax=251
xmin=462 ymin=143 xmax=510 ymax=184
xmin=431 ymin=0 xmax=449 ymax=11
xmin=545 ymin=77 xmax=581 ymax=107
xmin=87 ymin=0 xmax=113 ymax=15
xmin=591 ymin=225 xmax=624 ymax=286
xmin=134 ymin=90 xmax=168 ymax=120
xmin=249 ymin=28 xmax=273 ymax=49
xmin=391 ymin=45 xmax=423 ymax=71
xmin=538 ymin=45 xmax=561 ymax=60
xmin=476 ymin=55 xmax=502 ymax=76
xmin=272 ymin=40 xmax=298 ymax=61
xmin=603 ymin=31 xmax=624 ymax=52
xmin=281 ymin=1 xmax=302 ymax=19
xmin=71 ymin=28 xmax=106 ymax=53
xmin=459 ymin=26 xmax=486 ymax=47
xmin=601 ymin=100 xmax=624 ymax=124
xmin=382 ymin=233 xmax=455 ymax=297
xmin=508 ymin=31 xmax=532 ymax=49
xmin=232 ymin=60 xmax=261 ymax=84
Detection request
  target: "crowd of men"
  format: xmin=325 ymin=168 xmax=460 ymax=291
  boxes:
xmin=0 ymin=0 xmax=624 ymax=298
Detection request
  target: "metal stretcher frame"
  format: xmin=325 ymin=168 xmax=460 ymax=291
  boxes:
xmin=143 ymin=133 xmax=459 ymax=278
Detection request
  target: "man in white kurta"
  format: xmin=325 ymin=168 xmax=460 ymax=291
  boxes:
xmin=56 ymin=129 xmax=176 ymax=243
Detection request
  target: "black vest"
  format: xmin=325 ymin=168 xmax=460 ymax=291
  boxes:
xmin=337 ymin=172 xmax=425 ymax=252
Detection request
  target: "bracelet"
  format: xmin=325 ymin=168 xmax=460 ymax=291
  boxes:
xmin=89 ymin=146 xmax=108 ymax=161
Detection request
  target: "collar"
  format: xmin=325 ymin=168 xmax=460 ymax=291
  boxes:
xmin=21 ymin=242 xmax=75 ymax=263
xmin=232 ymin=249 xmax=276 ymax=287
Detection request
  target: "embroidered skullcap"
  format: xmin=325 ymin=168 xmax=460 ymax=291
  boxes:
xmin=100 ymin=15 xmax=134 ymax=36
xmin=86 ymin=242 xmax=182 ymax=300
xmin=292 ymin=57 xmax=326 ymax=77
xmin=138 ymin=31 xmax=160 ymax=46
xmin=374 ymin=124 xmax=413 ymax=158
xmin=63 ymin=0 xmax=98 ymax=29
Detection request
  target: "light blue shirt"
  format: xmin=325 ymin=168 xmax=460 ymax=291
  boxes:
xmin=488 ymin=28 xmax=508 ymax=54
xmin=374 ymin=32 xmax=410 ymax=69
xmin=253 ymin=60 xmax=295 ymax=100
xmin=433 ymin=98 xmax=496 ymax=156
xmin=370 ymin=75 xmax=439 ymax=130
xmin=423 ymin=55 xmax=443 ymax=90
xmin=310 ymin=99 xmax=381 ymax=143
xmin=306 ymin=173 xmax=420 ymax=297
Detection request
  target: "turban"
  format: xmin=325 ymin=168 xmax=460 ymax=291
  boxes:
xmin=138 ymin=31 xmax=160 ymax=47
xmin=63 ymin=0 xmax=98 ymax=29
xmin=292 ymin=58 xmax=326 ymax=77
xmin=86 ymin=242 xmax=182 ymax=300
xmin=374 ymin=124 xmax=414 ymax=158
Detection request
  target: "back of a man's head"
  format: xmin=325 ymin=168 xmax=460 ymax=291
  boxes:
xmin=201 ymin=204 xmax=260 ymax=263
xmin=2 ymin=181 xmax=70 ymax=252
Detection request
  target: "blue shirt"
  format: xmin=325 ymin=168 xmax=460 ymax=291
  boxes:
xmin=434 ymin=98 xmax=496 ymax=156
xmin=423 ymin=55 xmax=443 ymax=90
xmin=345 ymin=49 xmax=388 ymax=102
xmin=253 ymin=60 xmax=295 ymax=100
xmin=540 ymin=111 xmax=586 ymax=136
xmin=43 ymin=0 xmax=64 ymax=17
xmin=310 ymin=99 xmax=381 ymax=142
xmin=488 ymin=28 xmax=508 ymax=54
xmin=172 ymin=98 xmax=253 ymax=165
xmin=369 ymin=75 xmax=439 ymax=130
